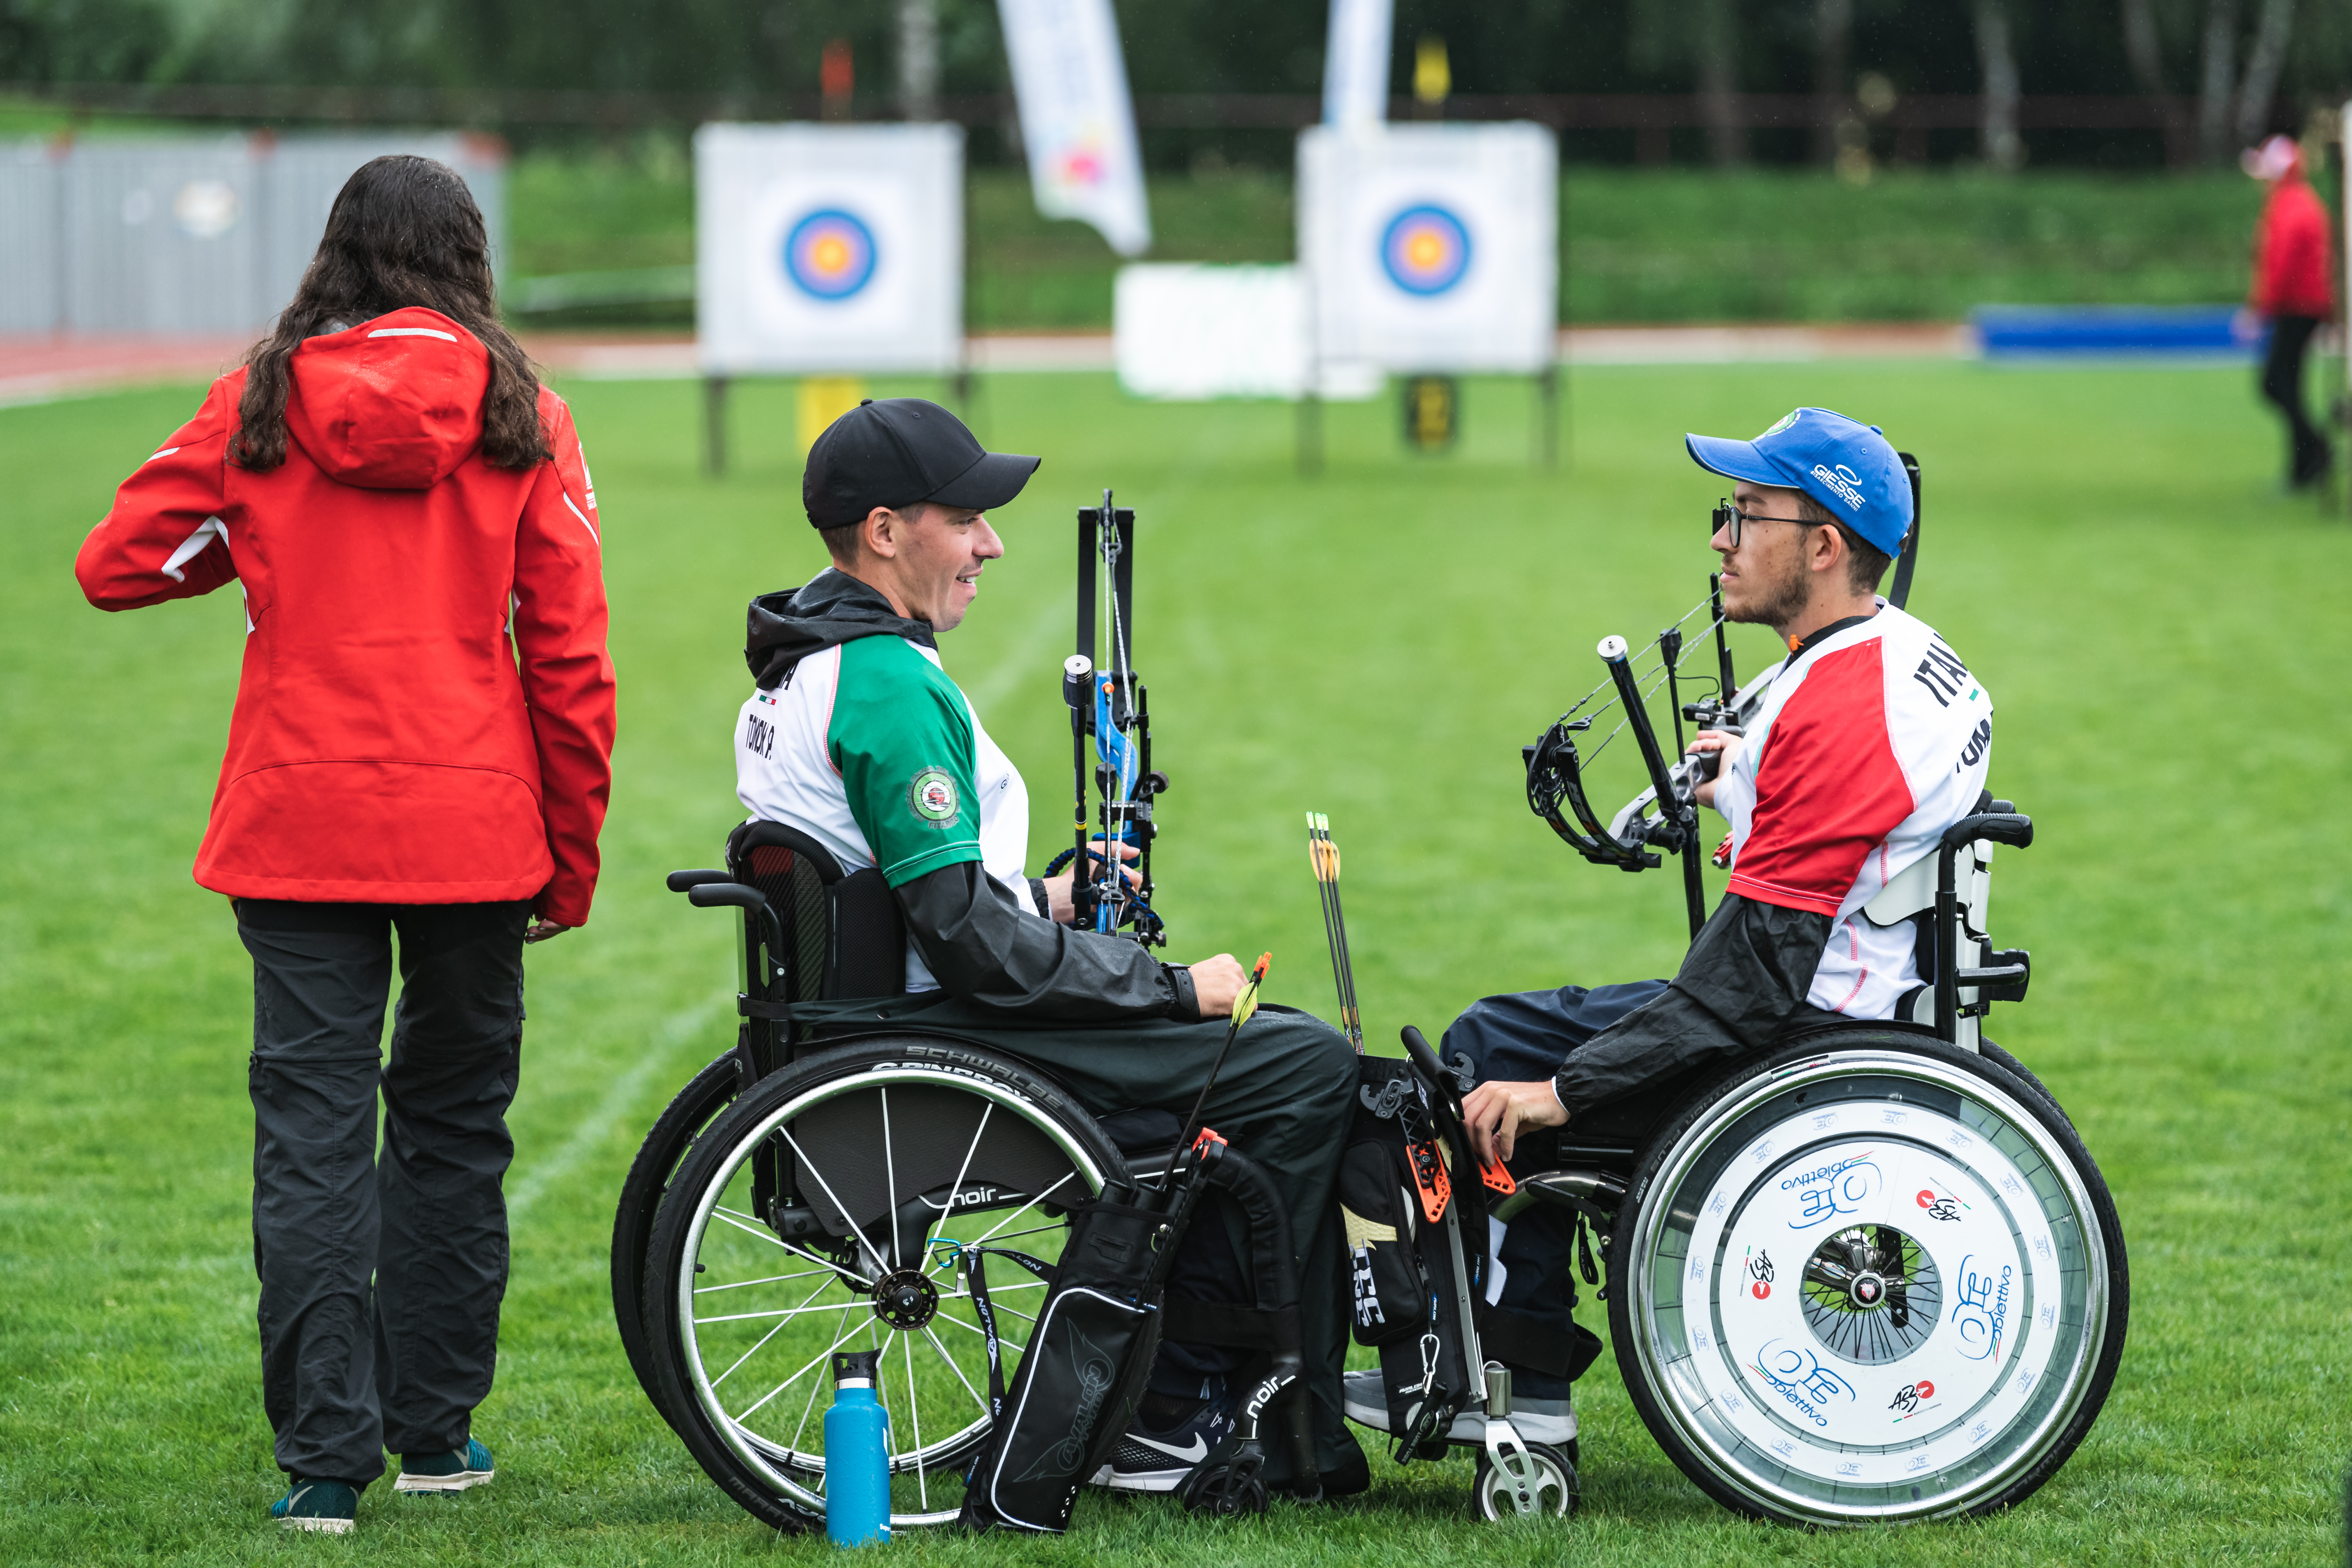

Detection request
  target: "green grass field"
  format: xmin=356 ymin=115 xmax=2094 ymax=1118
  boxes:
xmin=3 ymin=360 xmax=2348 ymax=1564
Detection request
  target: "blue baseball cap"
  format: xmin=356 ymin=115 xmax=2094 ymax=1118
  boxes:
xmin=1685 ymin=408 xmax=1912 ymax=557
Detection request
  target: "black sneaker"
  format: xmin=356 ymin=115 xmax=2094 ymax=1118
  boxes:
xmin=1092 ymin=1390 xmax=1235 ymax=1493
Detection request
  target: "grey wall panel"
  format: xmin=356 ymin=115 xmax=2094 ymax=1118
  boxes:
xmin=24 ymin=134 xmax=507 ymax=337
xmin=66 ymin=139 xmax=264 ymax=334
xmin=0 ymin=142 xmax=63 ymax=333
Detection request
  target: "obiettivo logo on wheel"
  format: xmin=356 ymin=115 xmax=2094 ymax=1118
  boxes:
xmin=908 ymin=766 xmax=961 ymax=827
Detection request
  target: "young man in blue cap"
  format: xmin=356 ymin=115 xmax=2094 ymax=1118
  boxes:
xmin=1344 ymin=408 xmax=1994 ymax=1447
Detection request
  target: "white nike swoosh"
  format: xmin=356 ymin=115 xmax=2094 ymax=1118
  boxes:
xmin=1127 ymin=1431 xmax=1209 ymax=1464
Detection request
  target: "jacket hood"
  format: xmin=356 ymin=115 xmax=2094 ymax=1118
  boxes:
xmin=284 ymin=307 xmax=491 ymax=490
xmin=746 ymin=568 xmax=936 ymax=690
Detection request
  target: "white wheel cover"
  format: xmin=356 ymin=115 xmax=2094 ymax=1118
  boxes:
xmin=1627 ymin=1051 xmax=2113 ymax=1523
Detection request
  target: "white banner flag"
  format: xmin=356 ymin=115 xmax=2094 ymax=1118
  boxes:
xmin=1322 ymin=0 xmax=1394 ymax=129
xmin=997 ymin=0 xmax=1152 ymax=257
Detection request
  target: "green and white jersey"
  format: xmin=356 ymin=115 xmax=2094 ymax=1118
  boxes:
xmin=735 ymin=635 xmax=1034 ymax=991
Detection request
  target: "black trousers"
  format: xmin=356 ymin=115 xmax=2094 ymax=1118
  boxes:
xmin=238 ymin=899 xmax=530 ymax=1485
xmin=2260 ymin=313 xmax=2332 ymax=487
xmin=1441 ymin=980 xmax=1669 ymax=1396
xmin=869 ymin=1000 xmax=1362 ymax=1484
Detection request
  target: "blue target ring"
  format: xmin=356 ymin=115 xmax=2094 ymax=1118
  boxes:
xmin=1380 ymin=204 xmax=1472 ymax=296
xmin=783 ymin=209 xmax=877 ymax=301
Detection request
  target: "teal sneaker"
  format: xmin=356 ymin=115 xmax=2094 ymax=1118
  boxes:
xmin=394 ymin=1437 xmax=495 ymax=1494
xmin=271 ymin=1477 xmax=360 ymax=1534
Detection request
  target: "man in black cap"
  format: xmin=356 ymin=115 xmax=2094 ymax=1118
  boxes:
xmin=731 ymin=398 xmax=1366 ymax=1497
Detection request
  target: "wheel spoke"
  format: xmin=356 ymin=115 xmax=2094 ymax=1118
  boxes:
xmin=697 ymin=1299 xmax=873 ymax=1326
xmin=777 ymin=1123 xmax=892 ymax=1278
xmin=921 ymin=1323 xmax=992 ymax=1418
xmin=882 ymin=1086 xmax=903 ymax=1269
xmin=921 ymin=1102 xmax=994 ymax=1266
xmin=696 ymin=1266 xmax=838 ymax=1295
xmin=901 ymin=1329 xmax=927 ymax=1509
xmin=931 ymin=1307 xmax=1023 ymax=1356
xmin=734 ymin=1306 xmax=864 ymax=1426
xmin=711 ymin=1275 xmax=835 ymax=1390
xmin=958 ymin=1173 xmax=1076 ymax=1254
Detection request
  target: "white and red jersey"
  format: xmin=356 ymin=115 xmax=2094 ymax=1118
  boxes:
xmin=1712 ymin=603 xmax=1993 ymax=1019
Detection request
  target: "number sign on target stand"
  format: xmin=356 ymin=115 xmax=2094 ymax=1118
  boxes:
xmin=1296 ymin=122 xmax=1559 ymax=467
xmin=694 ymin=122 xmax=964 ymax=473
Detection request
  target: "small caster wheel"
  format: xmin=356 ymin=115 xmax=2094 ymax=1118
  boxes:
xmin=1181 ymin=1453 xmax=1269 ymax=1518
xmin=1472 ymin=1440 xmax=1576 ymax=1520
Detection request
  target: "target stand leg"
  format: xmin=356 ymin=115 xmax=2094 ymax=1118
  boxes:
xmin=703 ymin=376 xmax=730 ymax=477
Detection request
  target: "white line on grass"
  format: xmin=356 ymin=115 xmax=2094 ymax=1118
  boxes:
xmin=507 ymin=994 xmax=726 ymax=1225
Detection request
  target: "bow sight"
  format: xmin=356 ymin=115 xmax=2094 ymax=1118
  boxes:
xmin=1525 ymin=453 xmax=1923 ymax=939
xmin=1052 ymin=488 xmax=1169 ymax=945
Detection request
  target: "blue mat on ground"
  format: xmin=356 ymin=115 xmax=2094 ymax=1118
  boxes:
xmin=1972 ymin=305 xmax=2262 ymax=361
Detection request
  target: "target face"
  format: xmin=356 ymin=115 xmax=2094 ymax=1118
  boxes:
xmin=783 ymin=209 xmax=878 ymax=301
xmin=1379 ymin=204 xmax=1472 ymax=296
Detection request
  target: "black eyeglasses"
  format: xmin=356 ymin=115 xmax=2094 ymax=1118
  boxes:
xmin=1711 ymin=498 xmax=1818 ymax=548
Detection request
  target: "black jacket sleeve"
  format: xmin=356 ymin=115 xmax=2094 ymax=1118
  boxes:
xmin=1552 ymin=893 xmax=1833 ymax=1115
xmin=896 ymin=860 xmax=1200 ymax=1023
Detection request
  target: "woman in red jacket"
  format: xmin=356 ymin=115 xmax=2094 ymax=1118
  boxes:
xmin=2244 ymin=134 xmax=2338 ymax=490
xmin=75 ymin=156 xmax=616 ymax=1534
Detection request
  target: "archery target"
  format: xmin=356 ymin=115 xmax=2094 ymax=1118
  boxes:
xmin=697 ymin=123 xmax=963 ymax=374
xmin=1299 ymin=122 xmax=1556 ymax=374
xmin=1381 ymin=205 xmax=1472 ymax=296
xmin=783 ymin=209 xmax=877 ymax=301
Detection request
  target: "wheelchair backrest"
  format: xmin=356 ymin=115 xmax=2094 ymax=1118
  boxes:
xmin=725 ymin=820 xmax=908 ymax=1008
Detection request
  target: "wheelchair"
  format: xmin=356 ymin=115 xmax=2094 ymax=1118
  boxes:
xmin=612 ymin=820 xmax=1307 ymax=1532
xmin=1387 ymin=504 xmax=2130 ymax=1525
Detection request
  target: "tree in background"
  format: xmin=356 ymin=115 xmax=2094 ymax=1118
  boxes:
xmin=3 ymin=0 xmax=2350 ymax=169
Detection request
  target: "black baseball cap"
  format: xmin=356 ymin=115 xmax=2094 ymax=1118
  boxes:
xmin=803 ymin=397 xmax=1040 ymax=529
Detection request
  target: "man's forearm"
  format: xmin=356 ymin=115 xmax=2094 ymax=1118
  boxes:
xmin=1552 ymin=894 xmax=1832 ymax=1115
xmin=897 ymin=861 xmax=1196 ymax=1021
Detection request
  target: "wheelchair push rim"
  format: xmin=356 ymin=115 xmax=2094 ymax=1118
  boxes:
xmin=1616 ymin=1042 xmax=2125 ymax=1525
xmin=660 ymin=1049 xmax=1118 ymax=1529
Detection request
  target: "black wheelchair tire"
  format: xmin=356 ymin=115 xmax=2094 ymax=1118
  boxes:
xmin=611 ymin=1050 xmax=742 ymax=1430
xmin=641 ymin=1033 xmax=1128 ymax=1534
xmin=1979 ymin=1039 xmax=2075 ymax=1135
xmin=1605 ymin=1032 xmax=2129 ymax=1526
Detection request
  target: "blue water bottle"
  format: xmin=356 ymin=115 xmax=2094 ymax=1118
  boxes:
xmin=825 ymin=1350 xmax=891 ymax=1545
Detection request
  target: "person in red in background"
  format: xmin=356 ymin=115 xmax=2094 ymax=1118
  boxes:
xmin=2244 ymin=132 xmax=2338 ymax=490
xmin=74 ymin=156 xmax=616 ymax=1536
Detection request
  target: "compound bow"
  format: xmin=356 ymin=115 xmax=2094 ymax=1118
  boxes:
xmin=1047 ymin=488 xmax=1169 ymax=945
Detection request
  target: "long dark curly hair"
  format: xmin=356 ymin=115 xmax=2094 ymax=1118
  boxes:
xmin=231 ymin=154 xmax=548 ymax=471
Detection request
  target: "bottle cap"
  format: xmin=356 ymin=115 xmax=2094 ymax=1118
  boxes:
xmin=832 ymin=1349 xmax=881 ymax=1388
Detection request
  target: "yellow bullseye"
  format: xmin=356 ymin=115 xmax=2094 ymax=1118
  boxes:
xmin=811 ymin=235 xmax=851 ymax=274
xmin=1406 ymin=230 xmax=1447 ymax=270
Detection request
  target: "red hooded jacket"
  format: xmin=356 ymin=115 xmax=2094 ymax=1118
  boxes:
xmin=75 ymin=307 xmax=616 ymax=927
xmin=2250 ymin=169 xmax=2336 ymax=319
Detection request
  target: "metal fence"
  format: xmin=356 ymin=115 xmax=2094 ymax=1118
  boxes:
xmin=1 ymin=133 xmax=505 ymax=336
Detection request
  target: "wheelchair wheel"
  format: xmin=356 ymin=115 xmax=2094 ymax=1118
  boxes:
xmin=642 ymin=1035 xmax=1126 ymax=1532
xmin=1608 ymin=1033 xmax=2127 ymax=1526
xmin=612 ymin=1050 xmax=741 ymax=1428
xmin=1472 ymin=1441 xmax=1577 ymax=1520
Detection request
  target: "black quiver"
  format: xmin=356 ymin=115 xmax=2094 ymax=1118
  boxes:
xmin=1339 ymin=1056 xmax=1484 ymax=1457
xmin=1339 ymin=1051 xmax=1601 ymax=1464
xmin=957 ymin=1139 xmax=1317 ymax=1533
